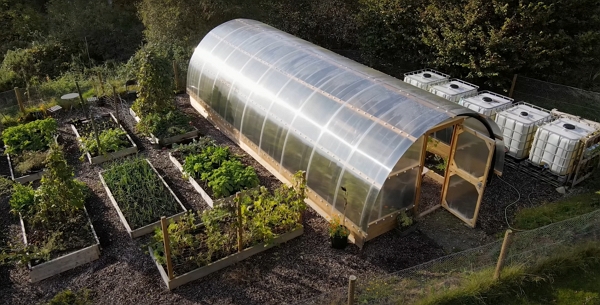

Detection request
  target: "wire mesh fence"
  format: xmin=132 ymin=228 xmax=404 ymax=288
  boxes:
xmin=296 ymin=208 xmax=600 ymax=305
xmin=512 ymin=75 xmax=600 ymax=122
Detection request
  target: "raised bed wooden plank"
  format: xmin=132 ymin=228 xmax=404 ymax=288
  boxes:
xmin=129 ymin=108 xmax=200 ymax=147
xmin=71 ymin=113 xmax=139 ymax=165
xmin=99 ymin=159 xmax=188 ymax=238
xmin=8 ymin=152 xmax=45 ymax=183
xmin=20 ymin=207 xmax=101 ymax=282
xmin=150 ymin=226 xmax=303 ymax=290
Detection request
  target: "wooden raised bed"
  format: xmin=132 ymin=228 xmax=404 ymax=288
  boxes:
xmin=19 ymin=207 xmax=100 ymax=282
xmin=99 ymin=159 xmax=188 ymax=238
xmin=169 ymin=152 xmax=224 ymax=208
xmin=70 ymin=113 xmax=138 ymax=165
xmin=129 ymin=108 xmax=200 ymax=147
xmin=7 ymin=152 xmax=45 ymax=184
xmin=149 ymin=226 xmax=304 ymax=290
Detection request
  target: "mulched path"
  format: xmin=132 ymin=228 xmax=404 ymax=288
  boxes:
xmin=0 ymin=94 xmax=570 ymax=304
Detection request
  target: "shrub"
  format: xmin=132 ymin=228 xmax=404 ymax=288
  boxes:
xmin=9 ymin=183 xmax=35 ymax=215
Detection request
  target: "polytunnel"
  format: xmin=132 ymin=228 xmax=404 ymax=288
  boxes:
xmin=187 ymin=19 xmax=505 ymax=246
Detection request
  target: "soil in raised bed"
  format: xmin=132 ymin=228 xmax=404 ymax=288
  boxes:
xmin=424 ymin=151 xmax=447 ymax=176
xmin=10 ymin=150 xmax=48 ymax=179
xmin=71 ymin=115 xmax=133 ymax=157
xmin=24 ymin=208 xmax=96 ymax=266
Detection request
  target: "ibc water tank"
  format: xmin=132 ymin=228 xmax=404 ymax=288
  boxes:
xmin=529 ymin=118 xmax=596 ymax=176
xmin=458 ymin=91 xmax=514 ymax=119
xmin=429 ymin=79 xmax=479 ymax=103
xmin=495 ymin=104 xmax=552 ymax=159
xmin=403 ymin=69 xmax=450 ymax=90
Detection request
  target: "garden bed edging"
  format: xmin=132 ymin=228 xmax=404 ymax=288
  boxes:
xmin=149 ymin=226 xmax=304 ymax=290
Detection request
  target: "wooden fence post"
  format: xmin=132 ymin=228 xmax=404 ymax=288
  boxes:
xmin=494 ymin=229 xmax=514 ymax=280
xmin=299 ymin=171 xmax=306 ymax=225
xmin=14 ymin=87 xmax=25 ymax=114
xmin=347 ymin=275 xmax=357 ymax=305
xmin=97 ymin=72 xmax=105 ymax=97
xmin=112 ymin=85 xmax=120 ymax=122
xmin=508 ymin=74 xmax=518 ymax=98
xmin=236 ymin=192 xmax=243 ymax=253
xmin=161 ymin=216 xmax=174 ymax=280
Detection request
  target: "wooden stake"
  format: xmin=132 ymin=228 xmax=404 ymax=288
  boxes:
xmin=347 ymin=275 xmax=357 ymax=305
xmin=97 ymin=72 xmax=105 ymax=97
xmin=112 ymin=85 xmax=120 ymax=123
xmin=299 ymin=171 xmax=306 ymax=225
xmin=236 ymin=193 xmax=243 ymax=253
xmin=76 ymin=82 xmax=101 ymax=153
xmin=508 ymin=74 xmax=518 ymax=98
xmin=494 ymin=229 xmax=514 ymax=280
xmin=14 ymin=87 xmax=25 ymax=114
xmin=161 ymin=216 xmax=174 ymax=280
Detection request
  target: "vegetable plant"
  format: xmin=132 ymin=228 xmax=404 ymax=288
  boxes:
xmin=136 ymin=110 xmax=194 ymax=139
xmin=14 ymin=150 xmax=47 ymax=175
xmin=150 ymin=171 xmax=307 ymax=275
xmin=7 ymin=144 xmax=93 ymax=264
xmin=80 ymin=128 xmax=129 ymax=157
xmin=2 ymin=118 xmax=57 ymax=155
xmin=102 ymin=157 xmax=182 ymax=229
xmin=171 ymin=137 xmax=216 ymax=156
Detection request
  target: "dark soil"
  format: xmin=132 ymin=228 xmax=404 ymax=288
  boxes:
xmin=0 ymin=94 xmax=566 ymax=305
xmin=24 ymin=208 xmax=96 ymax=265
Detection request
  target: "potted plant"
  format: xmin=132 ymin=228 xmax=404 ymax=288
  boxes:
xmin=329 ymin=186 xmax=350 ymax=249
xmin=329 ymin=216 xmax=350 ymax=249
xmin=396 ymin=210 xmax=417 ymax=237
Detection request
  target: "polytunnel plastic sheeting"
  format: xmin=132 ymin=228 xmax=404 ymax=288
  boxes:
xmin=187 ymin=19 xmax=485 ymax=231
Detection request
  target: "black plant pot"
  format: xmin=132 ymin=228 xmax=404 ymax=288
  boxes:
xmin=330 ymin=235 xmax=349 ymax=249
xmin=396 ymin=223 xmax=418 ymax=237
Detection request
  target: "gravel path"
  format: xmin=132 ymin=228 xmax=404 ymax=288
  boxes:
xmin=0 ymin=96 xmax=446 ymax=305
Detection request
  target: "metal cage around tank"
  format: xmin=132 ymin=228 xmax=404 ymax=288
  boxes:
xmin=187 ymin=19 xmax=505 ymax=246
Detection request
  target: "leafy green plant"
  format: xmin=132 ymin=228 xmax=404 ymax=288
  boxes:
xmin=2 ymin=118 xmax=57 ymax=155
xmin=203 ymin=160 xmax=259 ymax=198
xmin=14 ymin=150 xmax=47 ymax=175
xmin=46 ymin=288 xmax=92 ymax=305
xmin=329 ymin=215 xmax=350 ymax=238
xmin=136 ymin=110 xmax=193 ymax=138
xmin=397 ymin=210 xmax=414 ymax=228
xmin=80 ymin=128 xmax=129 ymax=157
xmin=9 ymin=183 xmax=35 ymax=215
xmin=183 ymin=145 xmax=231 ymax=179
xmin=102 ymin=157 xmax=182 ymax=229
xmin=171 ymin=137 xmax=216 ymax=156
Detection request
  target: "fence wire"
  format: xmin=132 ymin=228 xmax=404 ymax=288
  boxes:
xmin=512 ymin=75 xmax=600 ymax=122
xmin=295 ymin=208 xmax=600 ymax=305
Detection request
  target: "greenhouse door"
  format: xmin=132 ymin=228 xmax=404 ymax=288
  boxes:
xmin=441 ymin=125 xmax=495 ymax=227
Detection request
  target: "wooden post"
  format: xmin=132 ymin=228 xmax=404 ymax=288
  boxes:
xmin=494 ymin=229 xmax=514 ymax=280
xmin=347 ymin=275 xmax=357 ymax=305
xmin=508 ymin=74 xmax=518 ymax=98
xmin=161 ymin=216 xmax=174 ymax=280
xmin=77 ymin=82 xmax=101 ymax=153
xmin=173 ymin=60 xmax=180 ymax=92
xmin=112 ymin=85 xmax=120 ymax=122
xmin=299 ymin=171 xmax=306 ymax=225
xmin=236 ymin=193 xmax=243 ymax=253
xmin=97 ymin=72 xmax=105 ymax=97
xmin=14 ymin=87 xmax=25 ymax=114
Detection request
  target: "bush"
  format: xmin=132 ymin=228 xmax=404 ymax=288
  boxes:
xmin=80 ymin=128 xmax=129 ymax=157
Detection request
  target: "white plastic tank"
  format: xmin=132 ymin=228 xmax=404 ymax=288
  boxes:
xmin=495 ymin=103 xmax=552 ymax=159
xmin=458 ymin=91 xmax=514 ymax=119
xmin=429 ymin=79 xmax=479 ymax=103
xmin=529 ymin=118 xmax=596 ymax=176
xmin=403 ymin=69 xmax=450 ymax=90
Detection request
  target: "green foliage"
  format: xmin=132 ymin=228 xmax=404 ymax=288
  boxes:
xmin=397 ymin=210 xmax=414 ymax=228
xmin=1 ymin=41 xmax=71 ymax=87
xmin=328 ymin=216 xmax=350 ymax=238
xmin=9 ymin=183 xmax=35 ymax=215
xmin=150 ymin=171 xmax=306 ymax=275
xmin=14 ymin=150 xmax=47 ymax=175
xmin=204 ymin=160 xmax=260 ymax=198
xmin=131 ymin=46 xmax=174 ymax=117
xmin=171 ymin=137 xmax=216 ymax=155
xmin=182 ymin=145 xmax=258 ymax=198
xmin=136 ymin=110 xmax=193 ymax=138
xmin=80 ymin=128 xmax=129 ymax=157
xmin=0 ymin=176 xmax=14 ymax=197
xmin=32 ymin=144 xmax=87 ymax=227
xmin=2 ymin=118 xmax=57 ymax=155
xmin=47 ymin=289 xmax=92 ymax=305
xmin=183 ymin=145 xmax=231 ymax=179
xmin=102 ymin=158 xmax=182 ymax=229
xmin=513 ymin=192 xmax=600 ymax=230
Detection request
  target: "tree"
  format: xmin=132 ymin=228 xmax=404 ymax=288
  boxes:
xmin=420 ymin=0 xmax=600 ymax=89
xmin=131 ymin=46 xmax=174 ymax=117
